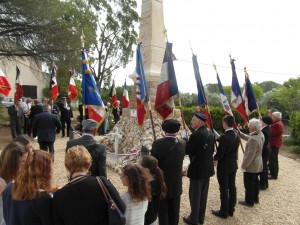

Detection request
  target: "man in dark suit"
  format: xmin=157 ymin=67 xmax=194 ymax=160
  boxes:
xmin=66 ymin=119 xmax=107 ymax=177
xmin=32 ymin=104 xmax=61 ymax=155
xmin=211 ymin=115 xmax=240 ymax=219
xmin=183 ymin=112 xmax=215 ymax=225
xmin=8 ymin=100 xmax=24 ymax=139
xmin=28 ymin=99 xmax=43 ymax=137
xmin=48 ymin=99 xmax=60 ymax=116
xmin=59 ymin=97 xmax=73 ymax=138
xmin=260 ymin=116 xmax=272 ymax=190
xmin=151 ymin=119 xmax=185 ymax=225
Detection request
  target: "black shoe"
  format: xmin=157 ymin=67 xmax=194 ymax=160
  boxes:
xmin=228 ymin=211 xmax=234 ymax=217
xmin=254 ymin=199 xmax=259 ymax=204
xmin=268 ymin=175 xmax=277 ymax=180
xmin=211 ymin=210 xmax=228 ymax=219
xmin=183 ymin=216 xmax=197 ymax=225
xmin=238 ymin=200 xmax=254 ymax=207
xmin=259 ymin=185 xmax=267 ymax=190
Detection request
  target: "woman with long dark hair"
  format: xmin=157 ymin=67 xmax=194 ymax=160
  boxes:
xmin=140 ymin=156 xmax=167 ymax=225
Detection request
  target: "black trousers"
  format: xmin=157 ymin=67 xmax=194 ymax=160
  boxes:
xmin=39 ymin=141 xmax=54 ymax=154
xmin=243 ymin=172 xmax=259 ymax=205
xmin=10 ymin=123 xmax=21 ymax=139
xmin=259 ymin=152 xmax=269 ymax=188
xmin=269 ymin=147 xmax=279 ymax=179
xmin=188 ymin=178 xmax=210 ymax=224
xmin=158 ymin=196 xmax=181 ymax=225
xmin=61 ymin=118 xmax=71 ymax=137
xmin=217 ymin=168 xmax=237 ymax=214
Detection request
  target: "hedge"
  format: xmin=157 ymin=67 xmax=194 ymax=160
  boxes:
xmin=290 ymin=111 xmax=300 ymax=144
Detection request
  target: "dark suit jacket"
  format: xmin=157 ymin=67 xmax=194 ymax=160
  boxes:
xmin=29 ymin=105 xmax=43 ymax=121
xmin=8 ymin=105 xmax=24 ymax=125
xmin=66 ymin=135 xmax=107 ymax=177
xmin=151 ymin=137 xmax=185 ymax=198
xmin=186 ymin=126 xmax=215 ymax=179
xmin=32 ymin=112 xmax=61 ymax=142
xmin=261 ymin=126 xmax=271 ymax=157
xmin=214 ymin=129 xmax=240 ymax=174
xmin=59 ymin=104 xmax=73 ymax=121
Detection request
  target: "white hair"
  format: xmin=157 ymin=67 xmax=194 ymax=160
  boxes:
xmin=249 ymin=118 xmax=262 ymax=132
xmin=272 ymin=111 xmax=282 ymax=120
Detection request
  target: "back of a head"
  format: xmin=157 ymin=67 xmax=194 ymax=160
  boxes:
xmin=13 ymin=135 xmax=31 ymax=147
xmin=0 ymin=142 xmax=28 ymax=183
xmin=34 ymin=99 xmax=40 ymax=105
xmin=249 ymin=118 xmax=262 ymax=132
xmin=223 ymin=115 xmax=235 ymax=127
xmin=12 ymin=150 xmax=52 ymax=200
xmin=122 ymin=164 xmax=151 ymax=202
xmin=65 ymin=146 xmax=92 ymax=175
xmin=42 ymin=104 xmax=50 ymax=112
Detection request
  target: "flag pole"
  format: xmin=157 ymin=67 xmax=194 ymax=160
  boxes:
xmin=214 ymin=64 xmax=244 ymax=153
xmin=81 ymin=31 xmax=86 ymax=119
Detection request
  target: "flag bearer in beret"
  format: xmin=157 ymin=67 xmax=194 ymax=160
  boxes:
xmin=151 ymin=119 xmax=185 ymax=225
xmin=211 ymin=115 xmax=240 ymax=219
xmin=183 ymin=112 xmax=215 ymax=225
xmin=66 ymin=119 xmax=107 ymax=177
xmin=269 ymin=111 xmax=284 ymax=179
xmin=259 ymin=116 xmax=273 ymax=189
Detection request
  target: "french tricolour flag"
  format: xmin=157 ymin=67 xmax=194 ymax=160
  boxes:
xmin=68 ymin=68 xmax=78 ymax=100
xmin=154 ymin=42 xmax=178 ymax=119
xmin=122 ymin=80 xmax=129 ymax=108
xmin=0 ymin=68 xmax=11 ymax=96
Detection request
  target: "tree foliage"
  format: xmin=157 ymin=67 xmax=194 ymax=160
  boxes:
xmin=0 ymin=0 xmax=97 ymax=61
xmin=88 ymin=0 xmax=139 ymax=89
xmin=255 ymin=81 xmax=281 ymax=93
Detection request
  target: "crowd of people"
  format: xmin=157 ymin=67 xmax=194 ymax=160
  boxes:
xmin=1 ymin=102 xmax=284 ymax=225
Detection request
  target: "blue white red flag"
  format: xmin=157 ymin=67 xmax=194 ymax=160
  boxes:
xmin=217 ymin=73 xmax=233 ymax=116
xmin=242 ymin=72 xmax=258 ymax=116
xmin=230 ymin=58 xmax=247 ymax=124
xmin=82 ymin=48 xmax=106 ymax=125
xmin=0 ymin=68 xmax=11 ymax=96
xmin=50 ymin=65 xmax=59 ymax=101
xmin=192 ymin=54 xmax=212 ymax=129
xmin=135 ymin=43 xmax=149 ymax=126
xmin=122 ymin=79 xmax=129 ymax=108
xmin=68 ymin=68 xmax=78 ymax=100
xmin=14 ymin=65 xmax=23 ymax=102
xmin=154 ymin=42 xmax=178 ymax=119
xmin=109 ymin=79 xmax=118 ymax=108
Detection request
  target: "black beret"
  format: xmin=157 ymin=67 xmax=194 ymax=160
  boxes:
xmin=162 ymin=119 xmax=181 ymax=133
xmin=193 ymin=112 xmax=207 ymax=121
xmin=261 ymin=116 xmax=273 ymax=125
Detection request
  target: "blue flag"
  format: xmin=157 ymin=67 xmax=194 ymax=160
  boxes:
xmin=136 ymin=43 xmax=149 ymax=126
xmin=243 ymin=73 xmax=258 ymax=115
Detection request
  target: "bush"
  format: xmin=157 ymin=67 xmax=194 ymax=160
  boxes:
xmin=289 ymin=111 xmax=300 ymax=144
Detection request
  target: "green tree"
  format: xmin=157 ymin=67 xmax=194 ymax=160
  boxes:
xmin=255 ymin=81 xmax=281 ymax=93
xmin=0 ymin=0 xmax=97 ymax=61
xmin=88 ymin=0 xmax=139 ymax=89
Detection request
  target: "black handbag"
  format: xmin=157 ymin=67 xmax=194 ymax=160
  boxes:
xmin=96 ymin=177 xmax=126 ymax=225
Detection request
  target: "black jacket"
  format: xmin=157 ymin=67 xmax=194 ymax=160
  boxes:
xmin=186 ymin=126 xmax=215 ymax=179
xmin=214 ymin=129 xmax=240 ymax=174
xmin=66 ymin=135 xmax=107 ymax=177
xmin=261 ymin=126 xmax=271 ymax=157
xmin=32 ymin=112 xmax=61 ymax=142
xmin=151 ymin=137 xmax=185 ymax=198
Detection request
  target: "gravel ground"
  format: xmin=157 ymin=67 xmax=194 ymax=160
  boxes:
xmin=38 ymin=135 xmax=300 ymax=225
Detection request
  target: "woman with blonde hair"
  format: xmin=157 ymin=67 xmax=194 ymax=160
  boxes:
xmin=2 ymin=150 xmax=53 ymax=225
xmin=53 ymin=145 xmax=125 ymax=225
xmin=120 ymin=163 xmax=151 ymax=225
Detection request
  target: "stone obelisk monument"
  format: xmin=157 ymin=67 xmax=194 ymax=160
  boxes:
xmin=127 ymin=0 xmax=166 ymax=114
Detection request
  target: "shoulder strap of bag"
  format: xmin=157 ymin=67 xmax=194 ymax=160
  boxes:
xmin=96 ymin=176 xmax=109 ymax=203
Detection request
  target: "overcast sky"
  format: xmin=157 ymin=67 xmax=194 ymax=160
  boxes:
xmin=115 ymin=0 xmax=300 ymax=93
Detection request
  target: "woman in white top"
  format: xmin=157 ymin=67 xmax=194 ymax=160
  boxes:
xmin=120 ymin=164 xmax=151 ymax=225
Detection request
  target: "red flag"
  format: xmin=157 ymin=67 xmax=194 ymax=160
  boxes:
xmin=109 ymin=79 xmax=118 ymax=108
xmin=122 ymin=80 xmax=129 ymax=108
xmin=68 ymin=68 xmax=78 ymax=100
xmin=50 ymin=65 xmax=59 ymax=101
xmin=14 ymin=65 xmax=23 ymax=102
xmin=0 ymin=68 xmax=11 ymax=96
